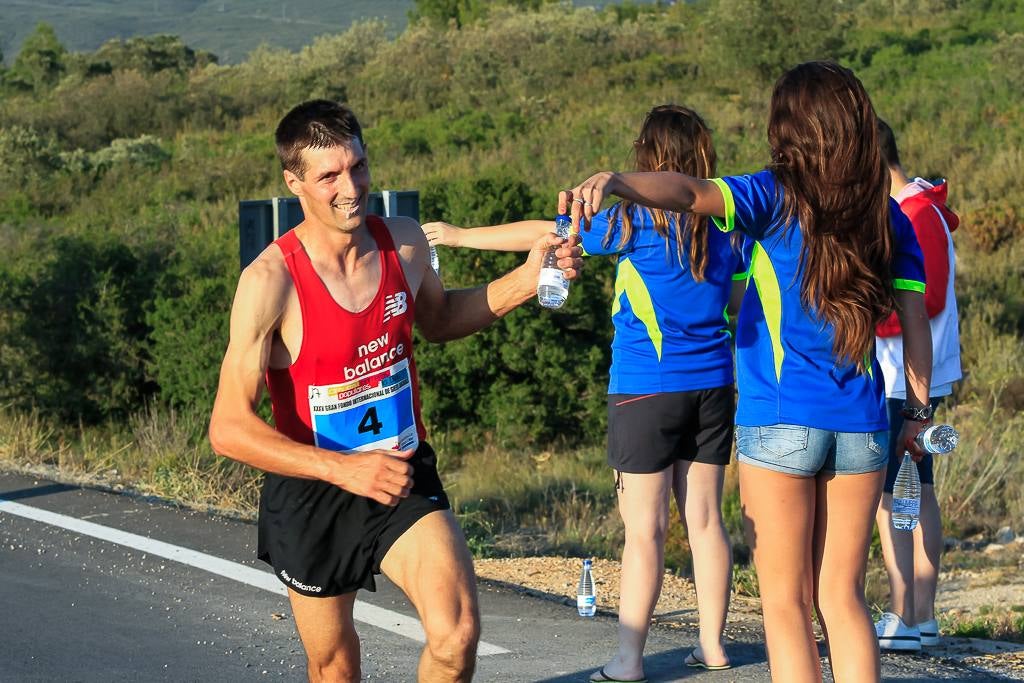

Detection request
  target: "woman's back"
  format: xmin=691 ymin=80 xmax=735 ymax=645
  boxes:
xmin=581 ymin=203 xmax=747 ymax=394
xmin=711 ymin=170 xmax=925 ymax=431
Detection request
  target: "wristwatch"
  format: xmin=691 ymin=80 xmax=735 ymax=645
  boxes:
xmin=900 ymin=404 xmax=933 ymax=422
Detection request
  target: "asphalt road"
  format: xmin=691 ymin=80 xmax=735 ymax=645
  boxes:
xmin=0 ymin=471 xmax=1004 ymax=682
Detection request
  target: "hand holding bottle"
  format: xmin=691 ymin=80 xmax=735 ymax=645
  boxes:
xmin=537 ymin=215 xmax=573 ymax=308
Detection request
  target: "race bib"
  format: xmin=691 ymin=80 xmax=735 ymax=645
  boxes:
xmin=307 ymin=358 xmax=419 ymax=453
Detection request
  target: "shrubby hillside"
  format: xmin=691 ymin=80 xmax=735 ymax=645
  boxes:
xmin=1 ymin=0 xmax=1022 ymax=536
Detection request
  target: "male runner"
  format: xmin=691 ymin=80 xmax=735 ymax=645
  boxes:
xmin=209 ymin=99 xmax=581 ymax=682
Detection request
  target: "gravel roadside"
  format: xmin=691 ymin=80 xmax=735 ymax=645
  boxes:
xmin=475 ymin=555 xmax=1024 ymax=681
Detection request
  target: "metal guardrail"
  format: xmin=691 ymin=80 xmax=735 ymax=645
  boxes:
xmin=238 ymin=190 xmax=419 ymax=268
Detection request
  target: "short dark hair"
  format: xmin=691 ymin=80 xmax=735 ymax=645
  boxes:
xmin=876 ymin=117 xmax=901 ymax=169
xmin=275 ymin=100 xmax=365 ymax=178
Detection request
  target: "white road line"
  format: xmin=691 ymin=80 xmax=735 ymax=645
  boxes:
xmin=0 ymin=497 xmax=509 ymax=656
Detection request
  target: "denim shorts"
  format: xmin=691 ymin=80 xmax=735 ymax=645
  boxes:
xmin=736 ymin=424 xmax=889 ymax=476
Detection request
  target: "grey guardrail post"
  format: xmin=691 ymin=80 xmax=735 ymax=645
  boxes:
xmin=238 ymin=190 xmax=420 ymax=268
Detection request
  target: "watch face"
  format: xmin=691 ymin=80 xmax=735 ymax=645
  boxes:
xmin=902 ymin=405 xmax=932 ymax=421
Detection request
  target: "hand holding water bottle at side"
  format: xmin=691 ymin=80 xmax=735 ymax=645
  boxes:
xmin=892 ymin=422 xmax=960 ymax=531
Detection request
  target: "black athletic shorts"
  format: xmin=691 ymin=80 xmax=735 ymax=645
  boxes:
xmin=257 ymin=441 xmax=450 ymax=597
xmin=607 ymin=387 xmax=734 ymax=473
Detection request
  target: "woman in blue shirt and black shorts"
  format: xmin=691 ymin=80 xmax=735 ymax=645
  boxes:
xmin=423 ymin=105 xmax=747 ymax=681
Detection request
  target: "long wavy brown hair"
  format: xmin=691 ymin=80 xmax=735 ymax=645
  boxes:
xmin=607 ymin=104 xmax=717 ymax=280
xmin=768 ymin=61 xmax=895 ymax=371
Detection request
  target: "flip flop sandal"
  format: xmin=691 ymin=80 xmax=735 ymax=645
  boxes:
xmin=589 ymin=666 xmax=648 ymax=683
xmin=684 ymin=650 xmax=732 ymax=671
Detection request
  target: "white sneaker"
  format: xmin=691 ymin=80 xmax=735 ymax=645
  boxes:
xmin=917 ymin=618 xmax=940 ymax=646
xmin=875 ymin=612 xmax=922 ymax=651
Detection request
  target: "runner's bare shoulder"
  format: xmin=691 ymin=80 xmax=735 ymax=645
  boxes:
xmin=235 ymin=241 xmax=293 ymax=324
xmin=381 ymin=216 xmax=430 ymax=288
xmin=382 ymin=215 xmax=426 ymax=251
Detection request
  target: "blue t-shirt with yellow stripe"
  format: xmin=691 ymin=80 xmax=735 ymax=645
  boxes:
xmin=581 ymin=204 xmax=748 ymax=394
xmin=710 ymin=169 xmax=926 ymax=431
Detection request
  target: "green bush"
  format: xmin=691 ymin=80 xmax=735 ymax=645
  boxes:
xmin=0 ymin=233 xmax=159 ymax=423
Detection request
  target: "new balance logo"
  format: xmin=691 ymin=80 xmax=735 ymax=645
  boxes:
xmin=382 ymin=291 xmax=408 ymax=323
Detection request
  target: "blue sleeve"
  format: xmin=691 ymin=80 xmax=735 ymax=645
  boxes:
xmin=580 ymin=204 xmax=631 ymax=256
xmin=890 ymin=199 xmax=926 ymax=293
xmin=708 ymin=170 xmax=782 ymax=240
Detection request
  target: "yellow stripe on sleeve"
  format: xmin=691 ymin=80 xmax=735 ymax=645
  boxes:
xmin=709 ymin=178 xmax=735 ymax=233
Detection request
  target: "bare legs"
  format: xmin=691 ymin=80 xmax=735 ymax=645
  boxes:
xmin=593 ymin=462 xmax=730 ymax=681
xmin=289 ymin=590 xmax=362 ymax=683
xmin=289 ymin=510 xmax=480 ymax=683
xmin=674 ymin=462 xmax=731 ymax=667
xmin=914 ymin=485 xmax=942 ymax=624
xmin=595 ymin=469 xmax=671 ymax=681
xmin=739 ymin=465 xmax=820 ymax=683
xmin=740 ymin=464 xmax=884 ymax=683
xmin=812 ymin=471 xmax=885 ymax=683
xmin=381 ymin=510 xmax=481 ymax=683
xmin=876 ymin=484 xmax=942 ymax=624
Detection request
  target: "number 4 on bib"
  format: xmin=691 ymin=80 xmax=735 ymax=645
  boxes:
xmin=358 ymin=407 xmax=384 ymax=435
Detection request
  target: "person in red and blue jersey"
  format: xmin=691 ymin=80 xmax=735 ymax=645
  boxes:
xmin=424 ymin=105 xmax=748 ymax=681
xmin=565 ymin=63 xmax=934 ymax=683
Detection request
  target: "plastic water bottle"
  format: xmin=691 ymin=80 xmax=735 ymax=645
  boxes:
xmin=916 ymin=424 xmax=959 ymax=454
xmin=429 ymin=245 xmax=440 ymax=276
xmin=537 ymin=215 xmax=572 ymax=309
xmin=891 ymin=452 xmax=921 ymax=531
xmin=577 ymin=558 xmax=596 ymax=617
xmin=892 ymin=424 xmax=959 ymax=531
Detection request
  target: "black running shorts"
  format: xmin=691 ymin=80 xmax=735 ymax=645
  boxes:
xmin=607 ymin=387 xmax=735 ymax=473
xmin=257 ymin=441 xmax=450 ymax=597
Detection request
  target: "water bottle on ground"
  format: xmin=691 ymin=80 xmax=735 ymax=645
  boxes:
xmin=892 ymin=424 xmax=959 ymax=531
xmin=891 ymin=452 xmax=921 ymax=531
xmin=537 ymin=215 xmax=572 ymax=309
xmin=429 ymin=245 xmax=440 ymax=276
xmin=916 ymin=423 xmax=959 ymax=454
xmin=577 ymin=558 xmax=596 ymax=617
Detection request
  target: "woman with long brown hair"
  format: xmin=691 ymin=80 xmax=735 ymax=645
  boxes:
xmin=565 ymin=63 xmax=934 ymax=682
xmin=423 ymin=105 xmax=745 ymax=681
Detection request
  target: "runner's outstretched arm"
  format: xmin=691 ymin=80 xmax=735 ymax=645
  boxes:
xmin=208 ymin=254 xmax=414 ymax=506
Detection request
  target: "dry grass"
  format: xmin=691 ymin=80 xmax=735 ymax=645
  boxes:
xmin=0 ymin=403 xmax=259 ymax=517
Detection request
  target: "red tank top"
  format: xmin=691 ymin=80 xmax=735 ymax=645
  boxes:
xmin=266 ymin=216 xmax=426 ymax=452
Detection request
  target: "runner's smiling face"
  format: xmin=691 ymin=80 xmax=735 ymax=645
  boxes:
xmin=291 ymin=140 xmax=371 ymax=233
